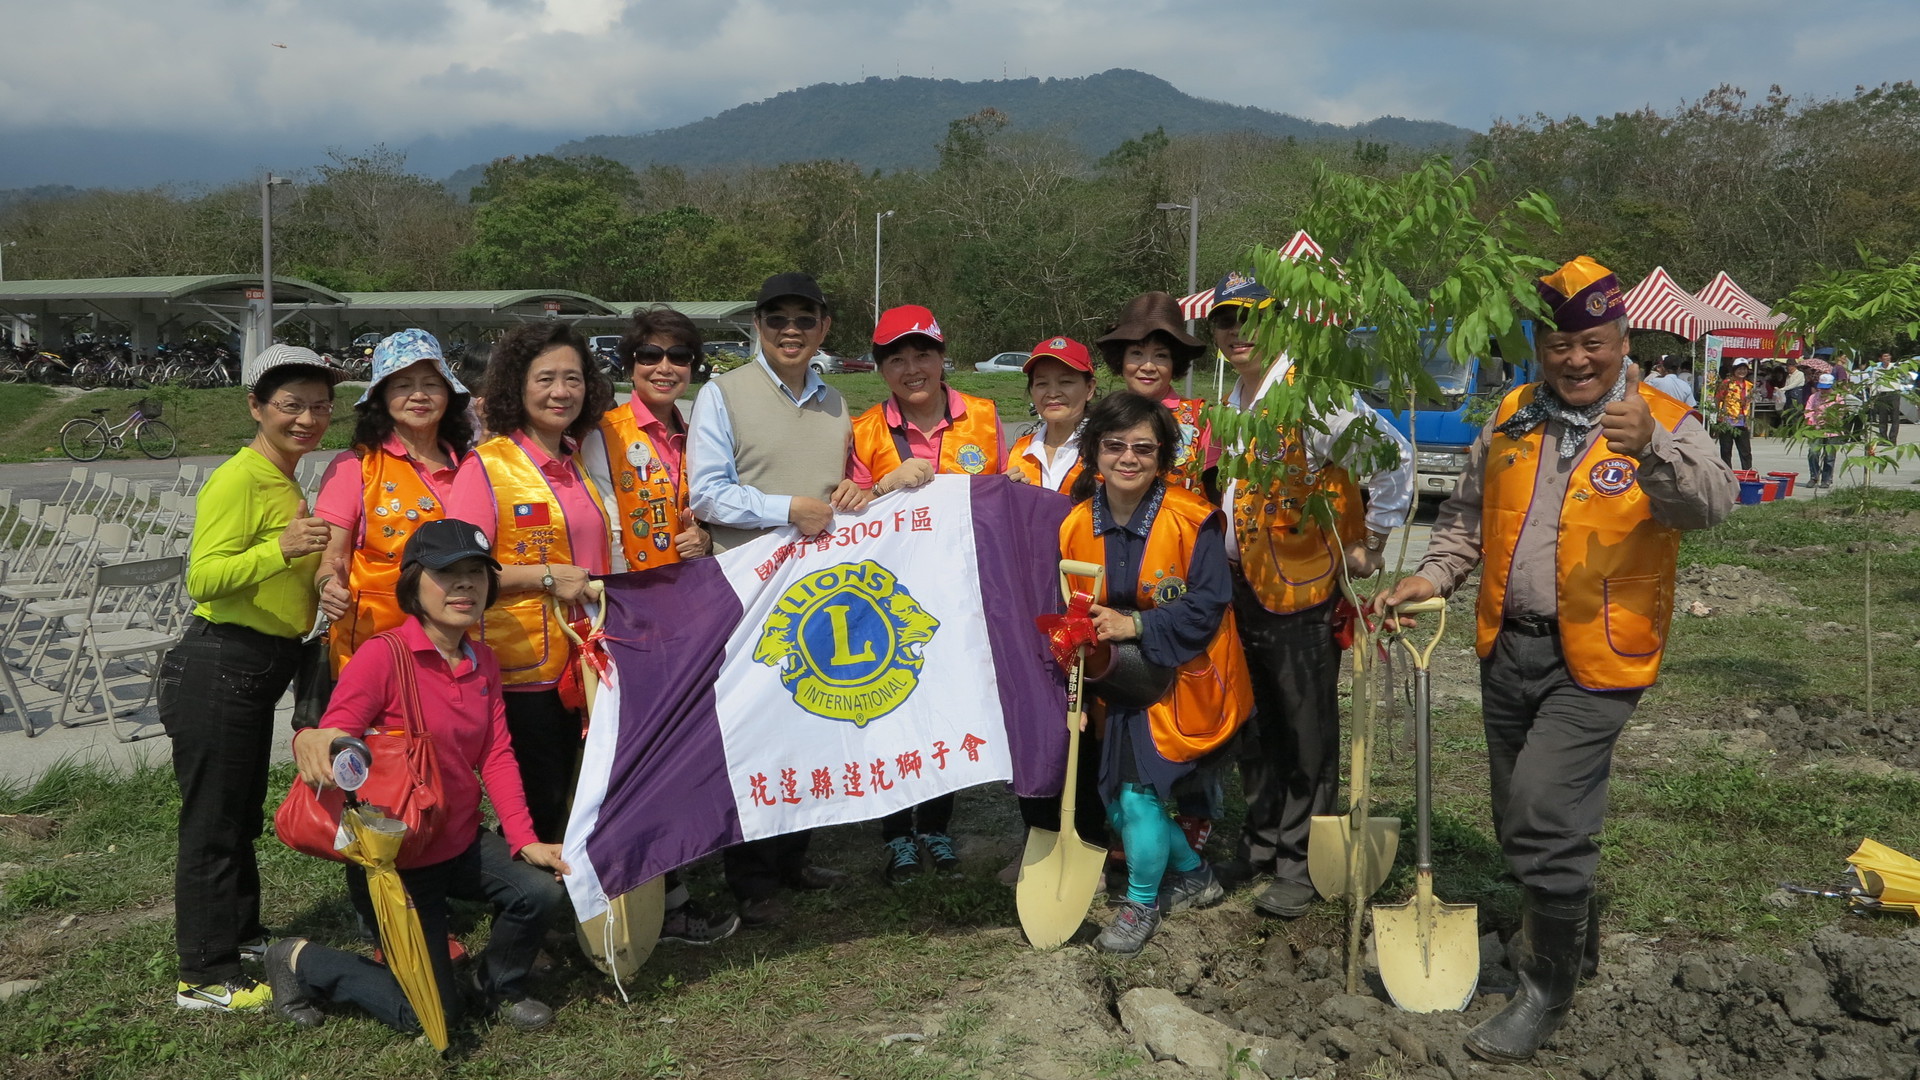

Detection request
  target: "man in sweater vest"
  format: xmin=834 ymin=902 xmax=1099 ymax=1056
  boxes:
xmin=687 ymin=271 xmax=870 ymax=927
xmin=845 ymin=304 xmax=1005 ymax=883
xmin=1375 ymin=257 xmax=1734 ymax=1064
xmin=1210 ymin=269 xmax=1414 ymax=921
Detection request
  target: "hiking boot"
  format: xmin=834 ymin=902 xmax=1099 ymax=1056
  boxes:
xmin=1095 ymin=900 xmax=1162 ymax=956
xmin=1252 ymin=877 xmax=1318 ymax=919
xmin=262 ymin=939 xmax=323 ymax=1028
xmin=883 ymin=836 xmax=923 ymax=883
xmin=1161 ymin=865 xmax=1224 ymax=915
xmin=176 ymin=974 xmax=272 ymax=1012
xmin=918 ymin=831 xmax=961 ymax=875
xmin=500 ymin=994 xmax=554 ymax=1031
xmin=738 ymin=897 xmax=788 ymax=928
xmin=660 ymin=902 xmax=741 ymax=946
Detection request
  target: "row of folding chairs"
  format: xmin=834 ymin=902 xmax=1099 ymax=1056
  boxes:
xmin=0 ymin=462 xmax=205 ymax=740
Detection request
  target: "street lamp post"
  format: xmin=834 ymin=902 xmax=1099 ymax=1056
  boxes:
xmin=260 ymin=173 xmax=292 ymax=359
xmin=0 ymin=239 xmax=14 ymax=282
xmin=1 ymin=241 xmax=17 ymax=347
xmin=874 ymin=210 xmax=895 ymax=327
xmin=1156 ymin=195 xmax=1201 ymax=396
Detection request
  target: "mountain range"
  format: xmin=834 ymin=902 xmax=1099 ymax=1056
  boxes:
xmin=444 ymin=69 xmax=1474 ymax=197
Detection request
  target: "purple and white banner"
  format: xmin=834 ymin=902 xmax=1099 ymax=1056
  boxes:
xmin=562 ymin=476 xmax=1070 ymax=920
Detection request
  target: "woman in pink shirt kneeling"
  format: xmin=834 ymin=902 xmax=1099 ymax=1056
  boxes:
xmin=266 ymin=520 xmax=572 ymax=1035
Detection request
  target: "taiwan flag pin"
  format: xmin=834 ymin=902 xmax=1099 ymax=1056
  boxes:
xmin=513 ymin=503 xmax=552 ymax=527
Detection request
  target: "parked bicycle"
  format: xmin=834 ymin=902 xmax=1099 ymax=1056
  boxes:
xmin=58 ymin=398 xmax=177 ymax=462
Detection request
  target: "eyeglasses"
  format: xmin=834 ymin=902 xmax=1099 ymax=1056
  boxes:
xmin=1099 ymin=438 xmax=1160 ymax=458
xmin=761 ymin=314 xmax=821 ymax=331
xmin=267 ymin=399 xmax=334 ymax=418
xmin=634 ymin=344 xmax=696 ymax=367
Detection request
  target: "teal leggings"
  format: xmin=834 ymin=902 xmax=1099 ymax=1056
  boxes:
xmin=1108 ymin=783 xmax=1201 ymax=906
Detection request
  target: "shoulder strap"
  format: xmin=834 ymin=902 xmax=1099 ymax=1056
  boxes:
xmin=381 ymin=632 xmax=426 ymax=740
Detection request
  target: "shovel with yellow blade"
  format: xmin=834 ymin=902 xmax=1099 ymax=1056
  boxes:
xmin=557 ymin=584 xmax=666 ymax=995
xmin=1308 ymin=591 xmax=1401 ymax=905
xmin=1016 ymin=559 xmax=1109 ymax=950
xmin=1372 ymin=596 xmax=1479 ymax=1013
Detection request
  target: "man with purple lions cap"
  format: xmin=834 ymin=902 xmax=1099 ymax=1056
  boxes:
xmin=313 ymin=328 xmax=474 ymax=676
xmin=1373 ymin=256 xmax=1733 ymax=1063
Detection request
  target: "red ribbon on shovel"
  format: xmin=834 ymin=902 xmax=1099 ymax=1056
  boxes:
xmin=1035 ymin=589 xmax=1098 ymax=671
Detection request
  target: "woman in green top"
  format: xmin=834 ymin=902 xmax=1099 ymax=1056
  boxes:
xmin=159 ymin=345 xmax=343 ymax=1013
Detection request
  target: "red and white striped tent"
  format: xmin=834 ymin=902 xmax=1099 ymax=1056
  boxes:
xmin=1622 ymin=266 xmax=1757 ymax=340
xmin=1177 ymin=230 xmax=1325 ymax=320
xmin=1694 ymin=271 xmax=1787 ymax=329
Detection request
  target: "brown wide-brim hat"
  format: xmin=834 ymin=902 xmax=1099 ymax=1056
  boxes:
xmin=1096 ymin=292 xmax=1205 ymax=368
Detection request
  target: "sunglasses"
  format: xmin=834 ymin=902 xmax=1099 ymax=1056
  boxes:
xmin=1099 ymin=438 xmax=1160 ymax=458
xmin=761 ymin=314 xmax=821 ymax=331
xmin=634 ymin=344 xmax=696 ymax=367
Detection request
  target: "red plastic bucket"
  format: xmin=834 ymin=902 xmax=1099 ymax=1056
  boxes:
xmin=1767 ymin=471 xmax=1797 ymax=496
xmin=1760 ymin=479 xmax=1780 ymax=502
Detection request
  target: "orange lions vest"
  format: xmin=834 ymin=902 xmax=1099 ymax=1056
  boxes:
xmin=326 ymin=448 xmax=447 ymax=676
xmin=1060 ymin=485 xmax=1253 ymax=763
xmin=1006 ymin=430 xmax=1083 ymax=494
xmin=1477 ymin=382 xmax=1693 ymax=691
xmin=852 ymin=391 xmax=1002 ymax=478
xmin=1232 ymin=427 xmax=1365 ymax=615
xmin=596 ymin=405 xmax=688 ymax=571
xmin=1165 ymin=397 xmax=1209 ymax=492
xmin=471 ymin=434 xmax=610 ymax=686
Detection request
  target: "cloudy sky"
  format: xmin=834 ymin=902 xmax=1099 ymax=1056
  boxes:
xmin=4 ymin=0 xmax=1917 ymax=187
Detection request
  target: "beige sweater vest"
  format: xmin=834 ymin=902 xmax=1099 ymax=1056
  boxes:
xmin=707 ymin=362 xmax=852 ymax=552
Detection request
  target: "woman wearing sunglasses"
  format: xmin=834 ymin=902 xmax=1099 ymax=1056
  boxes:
xmin=1058 ymin=391 xmax=1251 ymax=956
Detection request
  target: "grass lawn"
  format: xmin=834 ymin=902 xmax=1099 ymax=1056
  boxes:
xmin=5 ymin=469 xmax=1919 ymax=1076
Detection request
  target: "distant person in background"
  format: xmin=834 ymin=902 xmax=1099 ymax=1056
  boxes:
xmin=1097 ymin=292 xmax=1217 ymax=494
xmin=1005 ymin=335 xmax=1097 ymax=495
xmin=1780 ymin=357 xmax=1807 ymax=417
xmin=1804 ymin=372 xmax=1844 ymax=488
xmin=161 ymin=345 xmax=344 ymax=1013
xmin=1869 ymin=350 xmax=1903 ymax=443
xmin=1647 ymin=357 xmax=1696 ymax=406
xmin=1714 ymin=361 xmax=1754 ymax=470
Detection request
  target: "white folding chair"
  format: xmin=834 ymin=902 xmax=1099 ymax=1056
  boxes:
xmin=50 ymin=554 xmax=186 ymax=741
xmin=50 ymin=466 xmax=88 ymax=510
xmin=0 ymin=511 xmax=100 ymax=663
xmin=19 ymin=522 xmax=136 ymax=678
xmin=180 ymin=463 xmax=204 ymax=495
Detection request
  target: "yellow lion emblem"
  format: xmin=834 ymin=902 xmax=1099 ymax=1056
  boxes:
xmin=752 ymin=560 xmax=941 ymax=726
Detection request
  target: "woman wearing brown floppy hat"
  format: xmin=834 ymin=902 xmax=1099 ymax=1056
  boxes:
xmin=1097 ymin=292 xmax=1217 ymax=494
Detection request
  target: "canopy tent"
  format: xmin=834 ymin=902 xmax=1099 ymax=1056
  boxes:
xmin=1695 ymin=272 xmax=1787 ymax=329
xmin=1177 ymin=230 xmax=1325 ymax=320
xmin=1622 ymin=266 xmax=1757 ymax=340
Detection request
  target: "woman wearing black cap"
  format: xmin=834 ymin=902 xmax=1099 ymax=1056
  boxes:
xmin=1097 ymin=292 xmax=1217 ymax=494
xmin=159 ymin=345 xmax=344 ymax=1013
xmin=268 ymin=519 xmax=570 ymax=1036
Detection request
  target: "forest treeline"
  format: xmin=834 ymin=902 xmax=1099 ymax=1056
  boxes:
xmin=4 ymin=83 xmax=1918 ymax=361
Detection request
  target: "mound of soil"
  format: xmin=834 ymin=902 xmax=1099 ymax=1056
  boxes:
xmin=934 ymin=909 xmax=1920 ymax=1079
xmin=1673 ymin=564 xmax=1807 ymax=618
xmin=1700 ymin=704 xmax=1920 ymax=771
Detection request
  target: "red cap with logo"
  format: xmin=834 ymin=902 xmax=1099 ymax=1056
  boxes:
xmin=873 ymin=304 xmax=944 ymax=346
xmin=1023 ymin=335 xmax=1093 ymax=375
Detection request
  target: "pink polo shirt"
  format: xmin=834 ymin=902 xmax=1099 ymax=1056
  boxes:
xmin=305 ymin=617 xmax=540 ymax=863
xmin=625 ymin=399 xmax=685 ymax=490
xmin=313 ymin=436 xmax=462 ymax=534
xmin=445 ymin=430 xmax=612 ymax=575
xmin=845 ymin=386 xmax=1008 ymax=486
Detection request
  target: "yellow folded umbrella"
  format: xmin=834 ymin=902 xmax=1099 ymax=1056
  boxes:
xmin=340 ymin=806 xmax=448 ymax=1050
xmin=1845 ymin=838 xmax=1920 ymax=916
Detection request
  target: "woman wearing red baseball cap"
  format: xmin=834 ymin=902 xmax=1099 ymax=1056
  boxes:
xmin=1006 ymin=335 xmax=1096 ymax=494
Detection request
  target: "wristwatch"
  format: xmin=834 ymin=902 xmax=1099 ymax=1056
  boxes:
xmin=541 ymin=569 xmax=556 ymax=593
xmin=1363 ymin=530 xmax=1390 ymax=552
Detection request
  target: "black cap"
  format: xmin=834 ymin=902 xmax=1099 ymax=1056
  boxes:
xmin=756 ymin=272 xmax=827 ymax=312
xmin=401 ymin=518 xmax=502 ymax=572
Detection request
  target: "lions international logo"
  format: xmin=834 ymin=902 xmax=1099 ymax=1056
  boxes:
xmin=1589 ymin=456 xmax=1637 ymax=496
xmin=1585 ymin=291 xmax=1609 ymax=318
xmin=956 ymin=443 xmax=987 ymax=474
xmin=1150 ymin=570 xmax=1188 ymax=606
xmin=753 ymin=561 xmax=941 ymax=727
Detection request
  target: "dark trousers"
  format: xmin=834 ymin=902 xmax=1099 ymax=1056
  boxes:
xmin=159 ymin=617 xmax=302 ymax=984
xmin=1808 ymin=440 xmax=1838 ymax=485
xmin=1873 ymin=392 xmax=1902 ymax=442
xmin=1231 ymin=585 xmax=1342 ymax=885
xmin=503 ymin=688 xmax=581 ymax=844
xmin=1017 ymin=718 xmax=1109 ymax=847
xmin=1480 ymin=628 xmax=1643 ymax=897
xmin=723 ymin=832 xmax=812 ymax=902
xmin=296 ymin=829 xmax=564 ymax=1034
xmin=1717 ymin=427 xmax=1753 ymax=470
xmin=879 ymin=794 xmax=955 ymax=842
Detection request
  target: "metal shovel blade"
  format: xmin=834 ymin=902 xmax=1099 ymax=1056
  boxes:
xmin=1308 ymin=813 xmax=1401 ymax=900
xmin=1374 ymin=871 xmax=1480 ymax=1012
xmin=576 ymin=874 xmax=666 ymax=984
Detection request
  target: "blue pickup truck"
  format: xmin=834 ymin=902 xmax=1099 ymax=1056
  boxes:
xmin=1356 ymin=323 xmax=1538 ymax=500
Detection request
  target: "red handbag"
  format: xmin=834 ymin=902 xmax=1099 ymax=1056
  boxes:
xmin=274 ymin=632 xmax=446 ymax=868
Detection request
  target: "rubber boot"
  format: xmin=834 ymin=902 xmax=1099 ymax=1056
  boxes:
xmin=1465 ymin=888 xmax=1589 ymax=1064
xmin=1580 ymin=894 xmax=1600 ymax=981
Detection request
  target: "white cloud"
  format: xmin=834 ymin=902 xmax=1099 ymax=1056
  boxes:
xmin=1 ymin=0 xmax=1916 ymax=147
